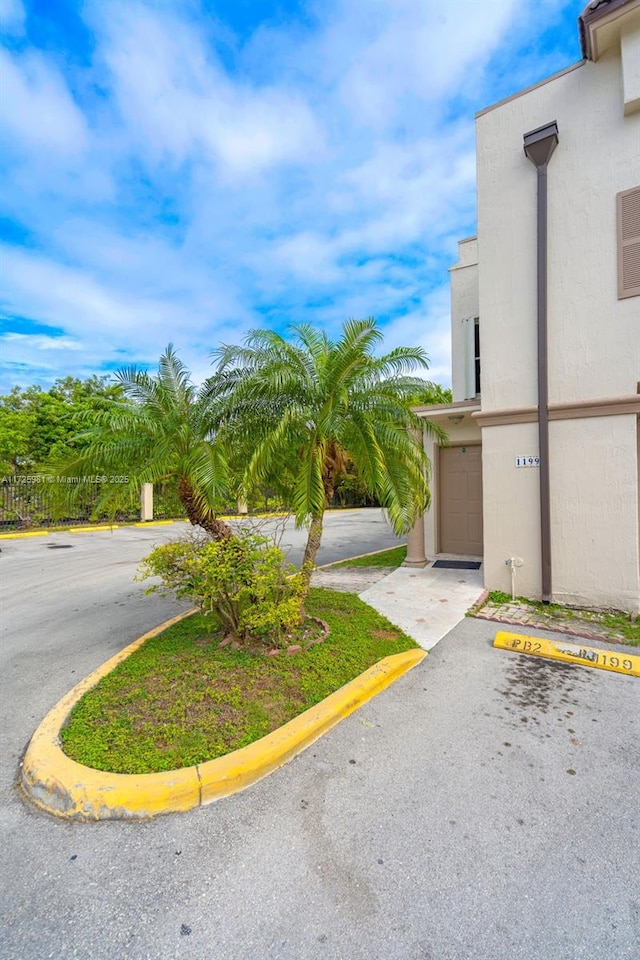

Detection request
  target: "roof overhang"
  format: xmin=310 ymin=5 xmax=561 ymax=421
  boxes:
xmin=412 ymin=398 xmax=481 ymax=421
xmin=579 ymin=0 xmax=640 ymax=60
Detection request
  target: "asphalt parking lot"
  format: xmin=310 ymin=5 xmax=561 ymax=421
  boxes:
xmin=1 ymin=514 xmax=638 ymax=959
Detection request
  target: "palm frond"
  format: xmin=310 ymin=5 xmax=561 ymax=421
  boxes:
xmin=54 ymin=347 xmax=227 ymax=519
xmin=209 ymin=317 xmax=443 ymax=545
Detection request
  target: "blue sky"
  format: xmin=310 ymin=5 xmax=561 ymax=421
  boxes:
xmin=0 ymin=0 xmax=586 ymax=393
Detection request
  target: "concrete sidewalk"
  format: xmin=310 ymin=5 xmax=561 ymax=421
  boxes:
xmin=311 ymin=559 xmax=485 ymax=650
xmin=360 ymin=562 xmax=484 ymax=650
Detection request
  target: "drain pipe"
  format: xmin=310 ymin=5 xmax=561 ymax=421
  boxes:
xmin=523 ymin=121 xmax=559 ymax=605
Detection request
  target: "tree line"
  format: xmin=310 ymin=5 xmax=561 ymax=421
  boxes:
xmin=1 ymin=321 xmax=451 ymax=563
xmin=0 ymin=375 xmax=123 ymax=474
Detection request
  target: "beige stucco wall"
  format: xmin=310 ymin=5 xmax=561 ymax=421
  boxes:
xmin=481 ymin=422 xmax=542 ymax=596
xmin=473 ymin=30 xmax=640 ymax=612
xmin=450 ymin=238 xmax=479 ymax=403
xmin=550 ymin=416 xmax=639 ymax=611
xmin=482 ymin=417 xmax=640 ymax=612
xmin=476 ymin=53 xmax=640 ymax=412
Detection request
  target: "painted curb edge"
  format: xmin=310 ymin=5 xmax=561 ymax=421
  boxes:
xmin=0 ymin=514 xmax=287 ymax=540
xmin=0 ymin=530 xmax=50 ymax=539
xmin=20 ymin=614 xmax=426 ymax=821
xmin=2 ymin=508 xmax=374 ymax=541
xmin=493 ymin=630 xmax=640 ymax=677
xmin=479 ymin=612 xmax=631 ymax=647
xmin=0 ymin=521 xmax=187 ymax=540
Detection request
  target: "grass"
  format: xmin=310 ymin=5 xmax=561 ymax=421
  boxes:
xmin=592 ymin=612 xmax=640 ymax=645
xmin=60 ymin=587 xmax=418 ymax=775
xmin=487 ymin=590 xmax=512 ymax=605
xmin=329 ymin=545 xmax=407 ymax=569
xmin=483 ymin=591 xmax=639 ymax=646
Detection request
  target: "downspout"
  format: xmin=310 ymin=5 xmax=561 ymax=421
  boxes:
xmin=523 ymin=121 xmax=559 ymax=604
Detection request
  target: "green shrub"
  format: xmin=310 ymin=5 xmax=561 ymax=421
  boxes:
xmin=138 ymin=532 xmax=305 ymax=648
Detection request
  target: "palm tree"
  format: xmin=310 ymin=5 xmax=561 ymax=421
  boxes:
xmin=61 ymin=346 xmax=233 ymax=539
xmin=210 ymin=319 xmax=446 ymax=588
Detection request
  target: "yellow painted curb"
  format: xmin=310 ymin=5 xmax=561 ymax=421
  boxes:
xmin=218 ymin=512 xmax=289 ymax=521
xmin=494 ymin=631 xmax=640 ymax=677
xmin=0 ymin=530 xmax=50 ymax=539
xmin=133 ymin=520 xmax=175 ymax=527
xmin=68 ymin=524 xmax=119 ymax=533
xmin=198 ymin=647 xmax=426 ymax=804
xmin=0 ymin=520 xmax=189 ymax=541
xmin=21 ymin=616 xmax=426 ymax=821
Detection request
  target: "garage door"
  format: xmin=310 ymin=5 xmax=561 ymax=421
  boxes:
xmin=439 ymin=444 xmax=483 ymax=556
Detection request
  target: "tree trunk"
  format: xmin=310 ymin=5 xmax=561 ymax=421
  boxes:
xmin=300 ymin=461 xmax=337 ymax=590
xmin=299 ymin=447 xmax=345 ymax=593
xmin=301 ymin=512 xmax=324 ymax=591
xmin=177 ymin=477 xmax=233 ymax=540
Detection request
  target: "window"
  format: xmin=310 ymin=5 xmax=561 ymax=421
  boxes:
xmin=474 ymin=318 xmax=481 ymax=396
xmin=463 ymin=317 xmax=481 ymax=400
xmin=617 ymin=186 xmax=640 ymax=299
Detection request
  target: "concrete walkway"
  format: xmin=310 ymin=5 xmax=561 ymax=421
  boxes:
xmin=311 ymin=565 xmax=393 ymax=594
xmin=315 ymin=560 xmax=485 ymax=650
xmin=358 ymin=562 xmax=484 ymax=650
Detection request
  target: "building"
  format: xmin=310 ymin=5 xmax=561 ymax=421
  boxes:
xmin=410 ymin=0 xmax=640 ymax=615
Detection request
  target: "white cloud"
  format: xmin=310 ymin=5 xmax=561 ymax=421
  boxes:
xmin=0 ymin=239 xmax=252 ymax=381
xmin=0 ymin=332 xmax=90 ymax=383
xmin=1 ymin=333 xmax=83 ymax=351
xmin=0 ymin=0 xmax=582 ymax=391
xmin=0 ymin=48 xmax=88 ymax=153
xmin=268 ymin=231 xmax=342 ymax=284
xmin=0 ymin=0 xmax=25 ymax=35
xmin=330 ymin=0 xmax=519 ymax=130
xmin=381 ymin=284 xmax=453 ymax=387
xmin=85 ymin=2 xmax=323 ymax=177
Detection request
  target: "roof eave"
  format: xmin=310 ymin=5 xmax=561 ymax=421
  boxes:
xmin=579 ymin=0 xmax=638 ymax=60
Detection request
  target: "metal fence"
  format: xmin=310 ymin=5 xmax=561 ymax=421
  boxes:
xmin=1 ymin=474 xmax=379 ymax=531
xmin=0 ymin=478 xmax=140 ymax=530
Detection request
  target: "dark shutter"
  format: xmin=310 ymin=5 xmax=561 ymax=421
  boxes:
xmin=617 ymin=186 xmax=640 ymax=299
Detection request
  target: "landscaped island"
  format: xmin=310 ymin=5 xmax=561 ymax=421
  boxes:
xmin=61 ymin=588 xmax=418 ymax=775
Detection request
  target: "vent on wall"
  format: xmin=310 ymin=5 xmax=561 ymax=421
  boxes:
xmin=617 ymin=186 xmax=640 ymax=299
